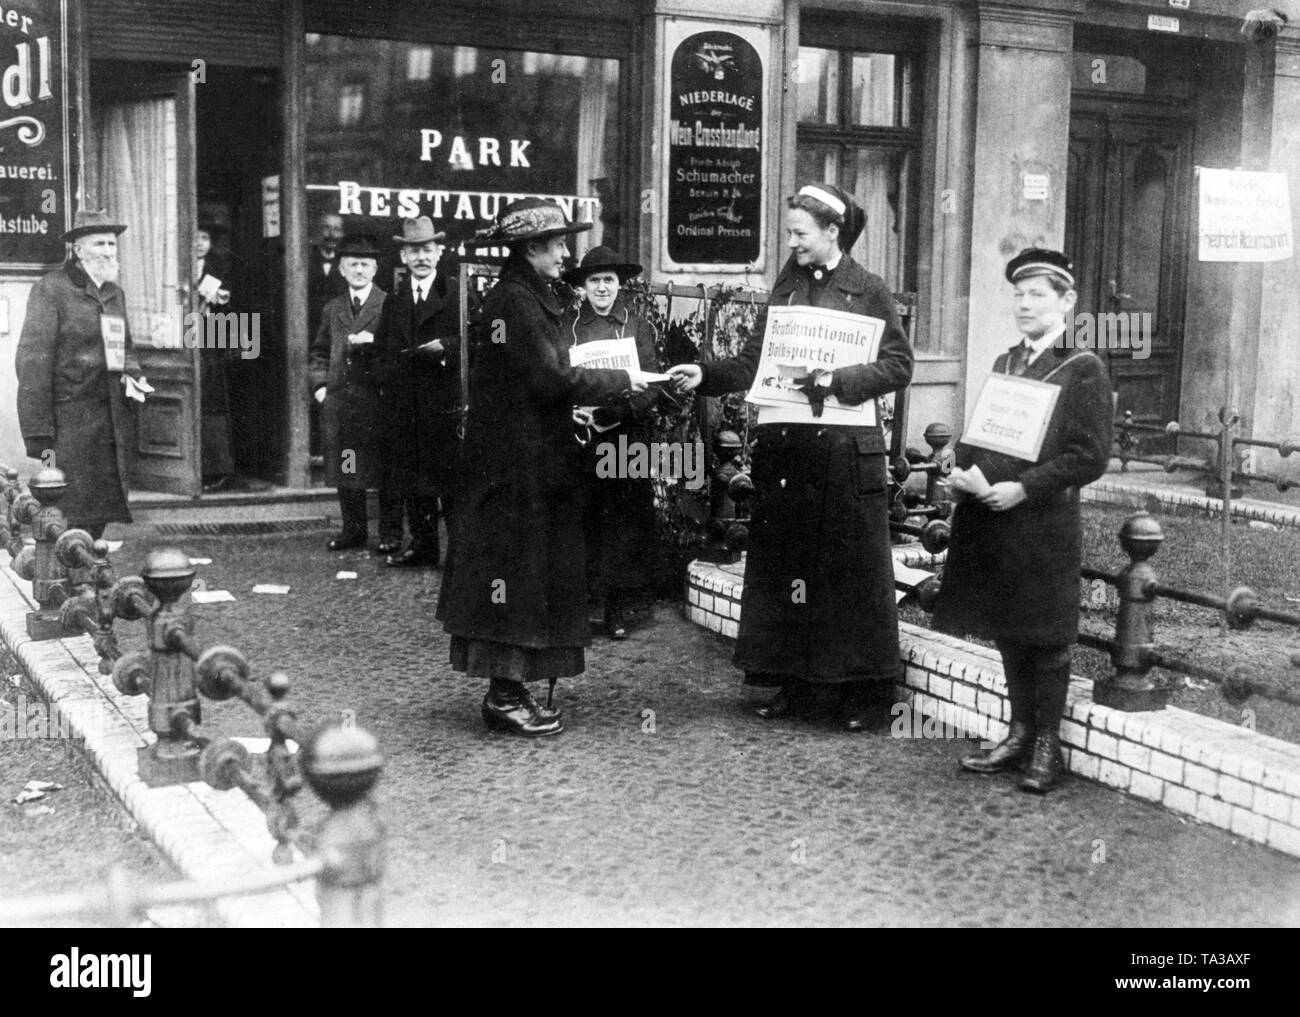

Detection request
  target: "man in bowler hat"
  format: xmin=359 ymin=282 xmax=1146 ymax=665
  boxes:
xmin=310 ymin=233 xmax=397 ymax=550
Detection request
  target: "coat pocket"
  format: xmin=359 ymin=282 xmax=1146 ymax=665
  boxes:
xmin=852 ymin=434 xmax=887 ymax=496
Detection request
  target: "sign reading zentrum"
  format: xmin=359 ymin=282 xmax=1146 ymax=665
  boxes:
xmin=0 ymin=0 xmax=73 ymax=269
xmin=665 ymin=25 xmax=766 ymax=269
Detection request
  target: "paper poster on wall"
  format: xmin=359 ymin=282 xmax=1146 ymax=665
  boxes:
xmin=262 ymin=175 xmax=281 ymax=238
xmin=1197 ymin=168 xmax=1293 ymax=262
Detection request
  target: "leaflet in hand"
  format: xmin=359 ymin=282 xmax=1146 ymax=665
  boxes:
xmin=952 ymin=463 xmax=992 ymax=498
xmin=197 ymin=274 xmax=225 ymax=303
xmin=745 ymin=305 xmax=884 ymax=426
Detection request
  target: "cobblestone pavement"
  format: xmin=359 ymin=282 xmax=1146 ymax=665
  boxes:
xmin=97 ymin=526 xmax=1300 ymax=927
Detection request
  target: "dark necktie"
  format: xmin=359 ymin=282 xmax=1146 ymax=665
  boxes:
xmin=1009 ymin=344 xmax=1031 ymax=377
xmin=351 ymin=295 xmax=361 ymax=317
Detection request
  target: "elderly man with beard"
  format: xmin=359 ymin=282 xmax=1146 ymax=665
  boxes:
xmin=16 ymin=209 xmax=146 ymax=538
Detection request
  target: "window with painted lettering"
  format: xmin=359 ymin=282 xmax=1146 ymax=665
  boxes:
xmin=305 ymin=36 xmax=624 ymax=259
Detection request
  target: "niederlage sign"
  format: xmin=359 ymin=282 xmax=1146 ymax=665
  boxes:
xmin=1197 ymin=167 xmax=1294 ymax=262
xmin=664 ymin=23 xmax=767 ymax=269
xmin=745 ymin=306 xmax=885 ymax=427
xmin=961 ymin=376 xmax=1061 ymax=462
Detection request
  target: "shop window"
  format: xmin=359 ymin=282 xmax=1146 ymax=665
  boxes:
xmin=305 ymin=36 xmax=624 ymax=256
xmin=795 ymin=26 xmax=923 ymax=297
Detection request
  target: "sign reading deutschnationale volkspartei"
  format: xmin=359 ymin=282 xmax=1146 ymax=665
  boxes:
xmin=666 ymin=28 xmax=763 ymax=267
xmin=0 ymin=0 xmax=73 ymax=269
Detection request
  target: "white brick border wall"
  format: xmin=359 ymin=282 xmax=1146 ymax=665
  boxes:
xmin=687 ymin=555 xmax=1300 ymax=859
xmin=1085 ymin=477 xmax=1300 ymax=531
xmin=0 ymin=557 xmax=318 ymax=927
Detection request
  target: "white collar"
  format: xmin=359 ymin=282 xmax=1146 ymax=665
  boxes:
xmin=412 ymin=273 xmax=434 ymax=299
xmin=1023 ymin=324 xmax=1065 ymax=363
xmin=350 ymin=284 xmax=372 ymax=305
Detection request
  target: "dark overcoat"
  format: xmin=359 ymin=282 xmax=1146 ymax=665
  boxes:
xmin=376 ymin=271 xmax=466 ymax=499
xmin=195 ymin=252 xmax=235 ymax=476
xmin=15 ymin=261 xmax=139 ymax=528
xmin=307 ymin=245 xmax=348 ymax=342
xmin=698 ymin=254 xmax=914 ymax=684
xmin=932 ymin=345 xmax=1113 ymax=646
xmin=437 ymin=256 xmax=631 ymax=650
xmin=308 ymin=284 xmax=388 ymax=488
xmin=564 ymin=295 xmax=664 ymax=593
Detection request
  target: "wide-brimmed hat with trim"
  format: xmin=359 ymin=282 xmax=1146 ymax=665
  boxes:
xmin=1005 ymin=248 xmax=1075 ymax=288
xmin=562 ymin=246 xmax=642 ymax=286
xmin=62 ymin=209 xmax=127 ymax=242
xmin=478 ymin=197 xmax=593 ymax=245
xmin=337 ymin=233 xmax=383 ymax=259
xmin=393 ymin=216 xmax=447 ymax=245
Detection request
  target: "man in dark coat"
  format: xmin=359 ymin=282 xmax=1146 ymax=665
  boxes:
xmin=933 ymin=248 xmax=1113 ymax=793
xmin=308 ymin=212 xmax=348 ymax=461
xmin=193 ymin=220 xmax=238 ymax=491
xmin=308 ymin=212 xmax=348 ymax=347
xmin=309 ymin=233 xmax=395 ymax=551
xmin=437 ymin=198 xmax=655 ymax=738
xmin=561 ymin=247 xmax=664 ymax=640
xmin=16 ymin=209 xmax=144 ymax=538
xmin=669 ymin=184 xmax=913 ymax=731
xmin=374 ymin=216 xmax=468 ymax=566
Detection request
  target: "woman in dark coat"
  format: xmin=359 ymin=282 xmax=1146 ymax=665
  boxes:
xmin=309 ymin=233 xmax=389 ymax=550
xmin=561 ymin=247 xmax=664 ymax=640
xmin=16 ymin=212 xmax=141 ymax=538
xmin=932 ymin=248 xmax=1113 ymax=792
xmin=437 ymin=199 xmax=654 ymax=738
xmin=669 ymin=184 xmax=914 ymax=730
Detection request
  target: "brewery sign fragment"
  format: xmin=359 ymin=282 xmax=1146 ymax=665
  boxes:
xmin=0 ymin=0 xmax=74 ymax=270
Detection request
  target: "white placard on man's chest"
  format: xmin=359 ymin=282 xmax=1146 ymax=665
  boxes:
xmin=100 ymin=315 xmax=126 ymax=372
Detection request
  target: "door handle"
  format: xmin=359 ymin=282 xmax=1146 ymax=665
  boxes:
xmin=1107 ymin=279 xmax=1132 ymax=301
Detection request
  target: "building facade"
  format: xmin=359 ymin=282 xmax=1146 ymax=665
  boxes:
xmin=1 ymin=0 xmax=1297 ymax=491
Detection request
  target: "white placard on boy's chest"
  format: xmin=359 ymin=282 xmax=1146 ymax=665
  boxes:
xmin=961 ymin=373 xmax=1061 ymax=462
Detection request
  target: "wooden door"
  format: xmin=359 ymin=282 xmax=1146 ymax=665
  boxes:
xmin=92 ymin=67 xmax=201 ymax=496
xmin=1067 ymin=106 xmax=1192 ymax=441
